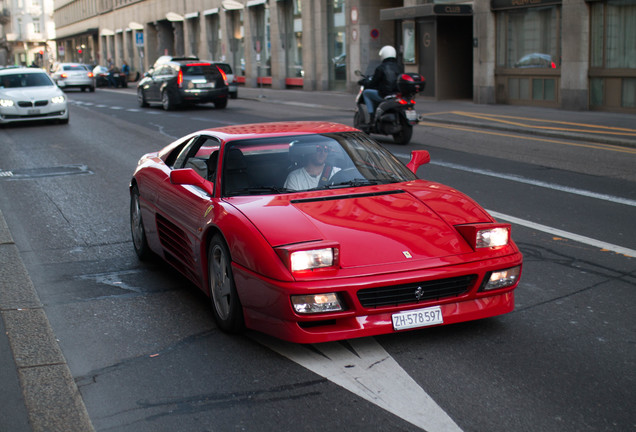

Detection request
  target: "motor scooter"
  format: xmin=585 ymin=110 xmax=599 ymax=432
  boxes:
xmin=354 ymin=71 xmax=425 ymax=145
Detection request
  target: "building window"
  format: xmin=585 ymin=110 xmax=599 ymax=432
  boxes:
xmin=591 ymin=1 xmax=636 ymax=69
xmin=590 ymin=1 xmax=636 ymax=109
xmin=496 ymin=6 xmax=560 ymax=69
xmin=33 ymin=18 xmax=41 ymax=34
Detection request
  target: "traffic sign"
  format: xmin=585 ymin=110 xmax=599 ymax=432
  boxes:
xmin=135 ymin=32 xmax=144 ymax=47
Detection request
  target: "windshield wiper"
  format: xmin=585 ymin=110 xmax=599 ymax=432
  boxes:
xmin=227 ymin=186 xmax=291 ymax=196
xmin=324 ymin=178 xmax=383 ymax=189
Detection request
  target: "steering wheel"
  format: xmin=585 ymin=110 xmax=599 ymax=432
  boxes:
xmin=327 ymin=168 xmax=361 ymax=186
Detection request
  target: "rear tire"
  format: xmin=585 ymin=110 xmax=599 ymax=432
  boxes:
xmin=393 ymin=117 xmax=413 ymax=145
xmin=215 ymin=98 xmax=228 ymax=109
xmin=162 ymin=90 xmax=175 ymax=111
xmin=208 ymin=235 xmax=244 ymax=333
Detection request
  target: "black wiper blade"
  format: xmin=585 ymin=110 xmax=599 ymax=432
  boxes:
xmin=227 ymin=186 xmax=290 ymax=196
xmin=325 ymin=178 xmax=382 ymax=188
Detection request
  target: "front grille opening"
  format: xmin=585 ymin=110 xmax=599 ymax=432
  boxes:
xmin=357 ymin=275 xmax=477 ymax=308
xmin=298 ymin=319 xmax=337 ymax=329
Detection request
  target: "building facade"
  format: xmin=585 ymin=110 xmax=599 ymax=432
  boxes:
xmin=0 ymin=0 xmax=56 ymax=67
xmin=52 ymin=0 xmax=636 ymax=113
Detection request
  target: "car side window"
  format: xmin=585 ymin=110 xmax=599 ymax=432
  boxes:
xmin=172 ymin=137 xmax=199 ymax=169
xmin=165 ymin=65 xmax=178 ymax=77
xmin=174 ymin=136 xmax=221 ymax=182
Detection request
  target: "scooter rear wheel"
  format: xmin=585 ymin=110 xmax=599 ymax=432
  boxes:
xmin=393 ymin=117 xmax=413 ymax=145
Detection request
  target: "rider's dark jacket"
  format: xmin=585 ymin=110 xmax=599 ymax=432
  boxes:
xmin=366 ymin=57 xmax=403 ymax=97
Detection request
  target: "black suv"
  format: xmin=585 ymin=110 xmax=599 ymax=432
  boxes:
xmin=137 ymin=58 xmax=229 ymax=110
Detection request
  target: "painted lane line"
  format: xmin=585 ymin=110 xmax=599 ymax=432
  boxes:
xmin=429 ymin=159 xmax=636 ymax=207
xmin=254 ymin=334 xmax=463 ymax=432
xmin=488 ymin=210 xmax=636 ymax=258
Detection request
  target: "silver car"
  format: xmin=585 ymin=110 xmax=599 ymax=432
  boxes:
xmin=0 ymin=67 xmax=69 ymax=125
xmin=51 ymin=63 xmax=95 ymax=92
xmin=211 ymin=62 xmax=238 ymax=99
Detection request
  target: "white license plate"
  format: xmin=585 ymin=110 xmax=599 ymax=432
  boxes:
xmin=27 ymin=109 xmax=41 ymax=115
xmin=406 ymin=110 xmax=417 ymax=121
xmin=392 ymin=306 xmax=443 ymax=331
xmin=197 ymin=82 xmax=215 ymax=88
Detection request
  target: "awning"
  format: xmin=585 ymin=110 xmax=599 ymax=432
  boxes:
xmin=381 ymin=4 xmax=472 ymax=20
xmin=222 ymin=0 xmax=244 ymax=10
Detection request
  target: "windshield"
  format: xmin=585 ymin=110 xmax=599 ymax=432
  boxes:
xmin=222 ymin=132 xmax=417 ymax=197
xmin=63 ymin=65 xmax=86 ymax=71
xmin=182 ymin=64 xmax=220 ymax=77
xmin=0 ymin=73 xmax=54 ymax=88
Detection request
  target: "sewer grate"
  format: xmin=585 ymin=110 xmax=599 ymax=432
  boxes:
xmin=0 ymin=164 xmax=93 ymax=180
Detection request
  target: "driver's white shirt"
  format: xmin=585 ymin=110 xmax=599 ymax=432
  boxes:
xmin=284 ymin=166 xmax=341 ymax=191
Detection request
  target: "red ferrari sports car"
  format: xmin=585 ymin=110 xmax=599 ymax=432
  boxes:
xmin=130 ymin=121 xmax=522 ymax=343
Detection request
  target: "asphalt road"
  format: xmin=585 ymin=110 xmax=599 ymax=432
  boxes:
xmin=0 ymin=88 xmax=634 ymax=432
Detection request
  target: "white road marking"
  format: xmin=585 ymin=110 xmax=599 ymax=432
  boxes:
xmin=487 ymin=210 xmax=636 ymax=258
xmin=254 ymin=334 xmax=463 ymax=432
xmin=430 ymin=160 xmax=636 ymax=207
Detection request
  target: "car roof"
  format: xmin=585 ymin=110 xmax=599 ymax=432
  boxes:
xmin=154 ymin=56 xmax=200 ymax=66
xmin=0 ymin=67 xmax=47 ymax=75
xmin=200 ymin=121 xmax=359 ymax=141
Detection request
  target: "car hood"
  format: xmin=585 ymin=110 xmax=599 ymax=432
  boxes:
xmin=228 ymin=182 xmax=494 ymax=268
xmin=1 ymin=86 xmax=62 ymax=100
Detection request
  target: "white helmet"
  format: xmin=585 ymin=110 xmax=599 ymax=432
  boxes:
xmin=379 ymin=45 xmax=397 ymax=61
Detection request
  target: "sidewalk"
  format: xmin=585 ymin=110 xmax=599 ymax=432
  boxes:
xmin=237 ymin=86 xmax=636 ymax=148
xmin=0 ymin=210 xmax=94 ymax=432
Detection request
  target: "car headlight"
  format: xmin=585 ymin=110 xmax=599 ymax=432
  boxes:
xmin=290 ymin=248 xmax=334 ymax=272
xmin=276 ymin=241 xmax=340 ymax=274
xmin=0 ymin=99 xmax=14 ymax=107
xmin=481 ymin=266 xmax=521 ymax=291
xmin=51 ymin=95 xmax=65 ymax=104
xmin=291 ymin=293 xmax=344 ymax=314
xmin=455 ymin=223 xmax=510 ymax=250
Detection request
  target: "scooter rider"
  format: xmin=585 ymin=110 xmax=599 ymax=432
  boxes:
xmin=360 ymin=46 xmax=404 ymax=124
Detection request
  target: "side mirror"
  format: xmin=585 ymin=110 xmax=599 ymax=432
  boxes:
xmin=170 ymin=168 xmax=214 ymax=196
xmin=406 ymin=150 xmax=431 ymax=174
xmin=354 ymin=70 xmax=362 ymax=77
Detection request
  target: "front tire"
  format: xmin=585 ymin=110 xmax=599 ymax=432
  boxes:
xmin=208 ymin=235 xmax=244 ymax=333
xmin=393 ymin=117 xmax=413 ymax=145
xmin=130 ymin=185 xmax=152 ymax=260
xmin=137 ymin=88 xmax=148 ymax=107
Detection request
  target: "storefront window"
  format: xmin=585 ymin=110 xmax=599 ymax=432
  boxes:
xmin=253 ymin=5 xmax=271 ymax=76
xmin=228 ymin=10 xmax=245 ymax=76
xmin=328 ymin=0 xmax=346 ymax=89
xmin=206 ymin=14 xmax=221 ymax=61
xmin=496 ymin=6 xmax=560 ymax=69
xmin=284 ymin=0 xmax=303 ymax=78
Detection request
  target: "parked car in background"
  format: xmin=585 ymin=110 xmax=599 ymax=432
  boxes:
xmin=50 ymin=63 xmax=95 ymax=92
xmin=211 ymin=62 xmax=237 ymax=99
xmin=514 ymin=53 xmax=557 ymax=69
xmin=92 ymin=65 xmax=127 ymax=88
xmin=0 ymin=67 xmax=69 ymax=125
xmin=137 ymin=59 xmax=229 ymax=110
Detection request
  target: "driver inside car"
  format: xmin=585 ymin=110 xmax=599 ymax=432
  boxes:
xmin=284 ymin=142 xmax=341 ymax=191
